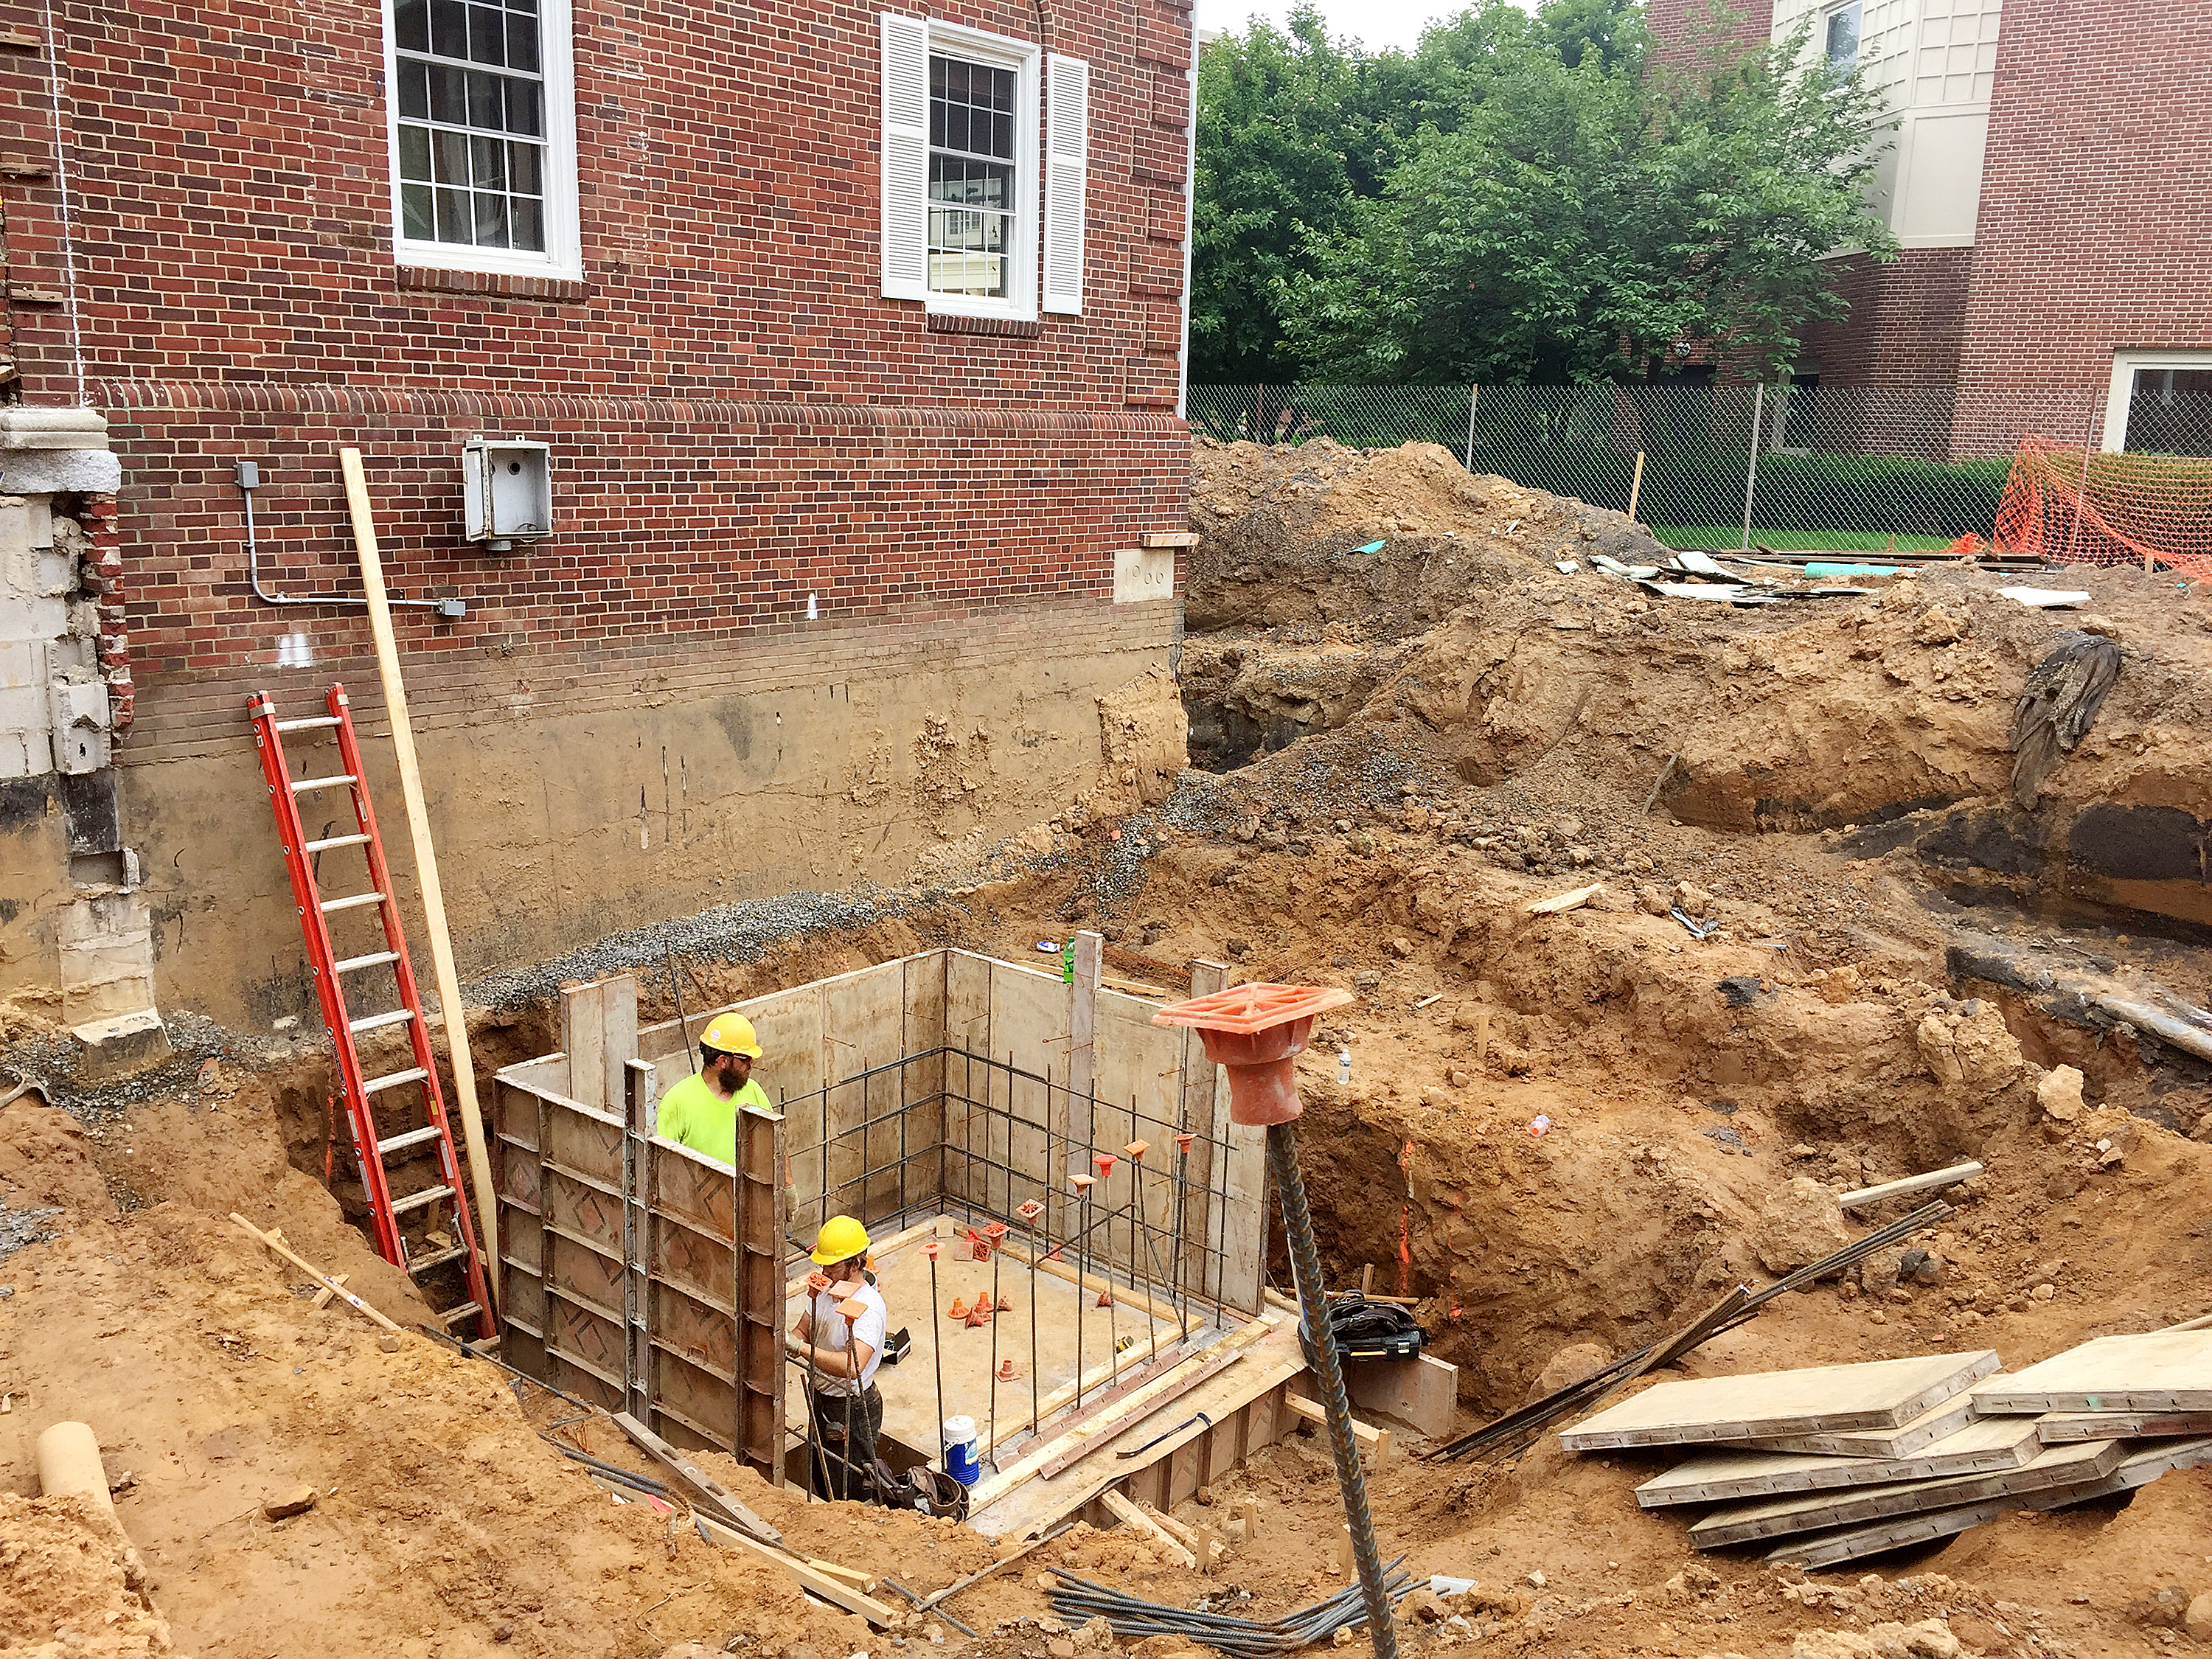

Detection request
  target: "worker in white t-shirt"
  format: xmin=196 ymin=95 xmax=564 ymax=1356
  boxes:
xmin=790 ymin=1214 xmax=890 ymax=1500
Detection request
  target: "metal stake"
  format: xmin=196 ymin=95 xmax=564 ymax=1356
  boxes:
xmin=1018 ymin=1200 xmax=1044 ymax=1436
xmin=1070 ymin=1173 xmax=1094 ymax=1409
xmin=1125 ymin=1142 xmax=1161 ymax=1358
xmin=924 ymin=1241 xmax=947 ymax=1477
xmin=1267 ymin=1121 xmax=1397 ymax=1659
xmin=986 ymin=1226 xmax=1005 ymax=1468
xmin=1094 ymin=1152 xmax=1121 ymax=1391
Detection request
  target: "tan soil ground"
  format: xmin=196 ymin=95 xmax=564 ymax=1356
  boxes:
xmin=6 ymin=439 xmax=2212 ymax=1659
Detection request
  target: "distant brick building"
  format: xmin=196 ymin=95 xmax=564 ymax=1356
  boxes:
xmin=0 ymin=0 xmax=1198 ymax=1032
xmin=1658 ymin=0 xmax=2212 ymax=459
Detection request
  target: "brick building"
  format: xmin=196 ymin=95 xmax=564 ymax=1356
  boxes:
xmin=1660 ymin=0 xmax=2212 ymax=459
xmin=0 ymin=0 xmax=1199 ymax=1039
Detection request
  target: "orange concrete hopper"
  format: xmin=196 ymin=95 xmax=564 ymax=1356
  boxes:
xmin=1150 ymin=983 xmax=1354 ymax=1125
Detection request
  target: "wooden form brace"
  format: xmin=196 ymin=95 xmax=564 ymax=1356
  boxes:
xmin=495 ymin=973 xmax=787 ymax=1484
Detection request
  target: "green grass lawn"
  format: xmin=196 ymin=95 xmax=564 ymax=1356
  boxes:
xmin=1649 ymin=526 xmax=1958 ymax=553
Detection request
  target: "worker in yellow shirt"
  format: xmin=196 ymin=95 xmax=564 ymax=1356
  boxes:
xmin=654 ymin=1012 xmax=772 ymax=1167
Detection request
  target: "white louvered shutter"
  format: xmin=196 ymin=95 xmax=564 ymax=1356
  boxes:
xmin=1043 ymin=54 xmax=1089 ymax=315
xmin=880 ymin=13 xmax=930 ymax=301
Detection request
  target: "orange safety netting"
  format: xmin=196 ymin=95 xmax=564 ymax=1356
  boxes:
xmin=1990 ymin=434 xmax=2212 ymax=582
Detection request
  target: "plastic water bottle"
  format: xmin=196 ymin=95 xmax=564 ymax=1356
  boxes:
xmin=1337 ymin=1048 xmax=1352 ymax=1085
xmin=1060 ymin=940 xmax=1075 ymax=985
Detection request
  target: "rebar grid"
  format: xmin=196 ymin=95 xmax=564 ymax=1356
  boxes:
xmin=771 ymin=1043 xmax=1253 ymax=1499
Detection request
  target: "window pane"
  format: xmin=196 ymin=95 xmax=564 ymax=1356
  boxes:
xmin=509 ymin=139 xmax=541 ymax=194
xmin=430 ymin=63 xmax=466 ymax=122
xmin=1825 ymin=1 xmax=1860 ymax=67
xmin=397 ymin=123 xmax=433 ymax=181
xmin=432 ymin=128 xmax=469 ymax=184
xmin=467 ymin=4 xmax=506 ymax=64
xmin=510 ymin=195 xmax=543 ymax=251
xmin=399 ymin=59 xmax=430 ymax=119
xmin=430 ymin=0 xmax=465 ymax=56
xmin=505 ymin=11 xmax=538 ymax=71
xmin=470 ymin=133 xmax=508 ymax=189
xmin=506 ymin=78 xmax=541 ymax=135
xmin=401 ymin=182 xmax=436 ymax=240
xmin=467 ymin=67 xmax=503 ymax=127
xmin=395 ymin=0 xmax=429 ymax=51
xmin=2126 ymin=369 xmax=2212 ymax=456
xmin=434 ymin=186 xmax=470 ymax=241
xmin=473 ymin=191 xmax=509 ymax=246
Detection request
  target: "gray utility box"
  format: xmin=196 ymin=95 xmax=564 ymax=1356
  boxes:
xmin=462 ymin=439 xmax=553 ymax=550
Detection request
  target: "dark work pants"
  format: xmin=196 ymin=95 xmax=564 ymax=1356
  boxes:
xmin=807 ymin=1382 xmax=883 ymax=1501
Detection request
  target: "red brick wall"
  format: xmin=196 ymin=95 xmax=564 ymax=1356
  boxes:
xmin=1796 ymin=249 xmax=1974 ymax=389
xmin=1 ymin=0 xmax=1197 ymax=698
xmin=1645 ymin=0 xmax=1775 ymax=60
xmin=1953 ymin=0 xmax=2212 ymax=454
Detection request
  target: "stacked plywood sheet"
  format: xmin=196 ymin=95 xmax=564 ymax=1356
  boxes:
xmin=1561 ymin=1331 xmax=2212 ymax=1569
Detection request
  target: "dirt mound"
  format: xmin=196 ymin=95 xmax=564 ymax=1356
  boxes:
xmin=0 ymin=1492 xmax=172 ymax=1658
xmin=1186 ymin=437 xmax=1668 ymax=635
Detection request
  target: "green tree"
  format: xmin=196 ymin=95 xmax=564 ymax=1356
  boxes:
xmin=1198 ymin=0 xmax=1896 ymax=385
xmin=1189 ymin=4 xmax=1441 ymax=383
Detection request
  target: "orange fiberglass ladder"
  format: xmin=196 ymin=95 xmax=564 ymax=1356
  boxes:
xmin=248 ymin=683 xmax=496 ymax=1341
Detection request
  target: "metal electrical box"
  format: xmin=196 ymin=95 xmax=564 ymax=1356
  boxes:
xmin=462 ymin=438 xmax=553 ymax=551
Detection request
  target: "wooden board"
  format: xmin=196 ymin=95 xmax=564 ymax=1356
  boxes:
xmin=1562 ymin=1351 xmax=2001 ymax=1450
xmin=1731 ymin=1390 xmax=1980 ymax=1459
xmin=1762 ymin=1498 xmax=2017 ymax=1571
xmin=1969 ymin=1329 xmax=2212 ymax=1413
xmin=1344 ymin=1353 xmax=1459 ymax=1440
xmin=2037 ymin=1409 xmax=2212 ymax=1444
xmin=1688 ymin=1438 xmax=2126 ymax=1548
xmin=1634 ymin=1413 xmax=2044 ymax=1508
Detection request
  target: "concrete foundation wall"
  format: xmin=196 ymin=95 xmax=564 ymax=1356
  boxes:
xmin=121 ymin=595 xmax=1184 ymax=1029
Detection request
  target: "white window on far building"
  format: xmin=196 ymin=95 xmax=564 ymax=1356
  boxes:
xmin=2104 ymin=351 xmax=2212 ymax=457
xmin=383 ymin=0 xmax=581 ymax=279
xmin=1824 ymin=0 xmax=1862 ymax=69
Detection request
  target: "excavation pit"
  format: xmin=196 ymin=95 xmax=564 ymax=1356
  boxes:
xmin=487 ymin=947 xmax=1432 ymax=1534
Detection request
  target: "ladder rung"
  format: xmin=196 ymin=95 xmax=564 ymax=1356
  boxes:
xmin=274 ymin=715 xmax=344 ymax=732
xmin=436 ymin=1300 xmax=484 ymax=1326
xmin=349 ymin=1008 xmax=415 ymax=1034
xmin=390 ymin=1183 xmax=453 ymax=1215
xmin=378 ymin=1124 xmax=445 ymax=1156
xmin=335 ymin=950 xmax=400 ymax=974
xmin=319 ymin=891 xmax=386 ymax=914
xmin=291 ymin=773 xmax=358 ymax=793
xmin=408 ymin=1245 xmax=471 ymax=1275
xmin=362 ymin=1065 xmax=429 ymax=1094
xmin=305 ymin=832 xmax=372 ymax=853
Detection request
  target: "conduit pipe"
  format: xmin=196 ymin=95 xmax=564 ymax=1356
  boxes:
xmin=36 ymin=1421 xmax=116 ymax=1519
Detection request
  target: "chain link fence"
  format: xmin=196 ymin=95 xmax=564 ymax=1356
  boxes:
xmin=1186 ymin=382 xmax=2127 ymax=552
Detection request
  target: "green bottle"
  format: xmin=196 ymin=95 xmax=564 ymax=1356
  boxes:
xmin=1060 ymin=939 xmax=1075 ymax=984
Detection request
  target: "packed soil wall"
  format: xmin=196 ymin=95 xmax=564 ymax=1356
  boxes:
xmin=119 ymin=596 xmax=1183 ymax=1029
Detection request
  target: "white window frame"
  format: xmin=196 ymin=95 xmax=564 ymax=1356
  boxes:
xmin=2101 ymin=349 xmax=2212 ymax=452
xmin=380 ymin=0 xmax=583 ymax=281
xmin=916 ymin=20 xmax=1041 ymax=322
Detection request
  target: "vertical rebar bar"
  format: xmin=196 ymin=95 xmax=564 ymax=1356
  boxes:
xmin=1265 ymin=1121 xmax=1397 ymax=1659
xmin=927 ymin=1247 xmax=947 ymax=1476
xmin=987 ymin=1244 xmax=1004 ymax=1468
xmin=1073 ymin=1183 xmax=1089 ymax=1410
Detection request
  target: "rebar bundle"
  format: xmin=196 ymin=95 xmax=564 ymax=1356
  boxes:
xmin=1048 ymin=1560 xmax=1418 ymax=1656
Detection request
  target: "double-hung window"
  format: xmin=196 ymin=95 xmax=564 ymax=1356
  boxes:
xmin=1824 ymin=1 xmax=1862 ymax=70
xmin=881 ymin=14 xmax=1087 ymax=319
xmin=385 ymin=0 xmax=581 ymax=278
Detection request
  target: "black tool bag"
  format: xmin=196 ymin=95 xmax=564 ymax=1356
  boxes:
xmin=880 ymin=1326 xmax=914 ymax=1366
xmin=868 ymin=1458 xmax=970 ymax=1520
xmin=1301 ymin=1290 xmax=1425 ymax=1364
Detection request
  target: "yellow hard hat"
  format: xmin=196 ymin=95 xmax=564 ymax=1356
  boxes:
xmin=700 ymin=1012 xmax=762 ymax=1060
xmin=812 ymin=1215 xmax=871 ymax=1266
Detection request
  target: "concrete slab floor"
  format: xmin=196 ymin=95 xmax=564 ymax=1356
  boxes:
xmin=783 ymin=1217 xmax=1222 ymax=1468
